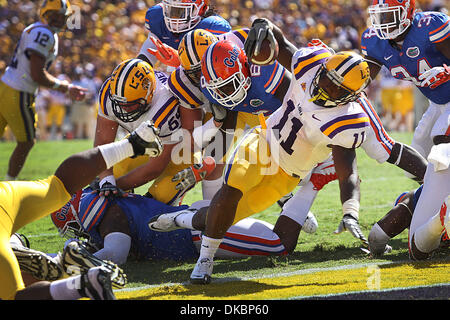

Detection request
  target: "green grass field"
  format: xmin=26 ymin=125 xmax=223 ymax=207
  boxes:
xmin=1 ymin=133 xmax=448 ymax=299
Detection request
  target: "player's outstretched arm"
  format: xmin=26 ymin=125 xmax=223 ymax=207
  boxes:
xmin=331 ymin=145 xmax=368 ymax=246
xmin=387 ymin=142 xmax=428 ymax=183
xmin=55 ymin=121 xmax=163 ymax=195
xmin=29 ymin=52 xmax=87 ymax=101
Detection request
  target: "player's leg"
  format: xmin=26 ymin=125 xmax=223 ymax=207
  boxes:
xmin=200 ymin=111 xmax=251 ymax=200
xmin=410 ymin=102 xmax=442 ymax=159
xmin=409 ymin=166 xmax=450 ymax=259
xmin=409 ymin=139 xmax=450 ymax=260
xmin=193 ymin=218 xmax=287 ymax=258
xmin=191 ymin=129 xmax=299 ymax=283
xmin=368 ymin=191 xmax=415 ymax=255
xmin=275 ymin=157 xmax=335 ymax=249
xmin=409 ymin=106 xmax=450 ymax=259
xmin=0 ymin=86 xmax=37 ymax=180
xmin=0 ymin=121 xmax=159 ymax=299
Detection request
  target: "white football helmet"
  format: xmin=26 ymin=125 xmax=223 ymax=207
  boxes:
xmin=162 ymin=0 xmax=209 ymax=33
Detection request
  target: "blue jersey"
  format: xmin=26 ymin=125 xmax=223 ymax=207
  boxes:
xmin=201 ymin=61 xmax=287 ymax=115
xmin=144 ymin=4 xmax=231 ymax=49
xmin=361 ymin=11 xmax=450 ymax=105
xmin=77 ymin=188 xmax=197 ymax=261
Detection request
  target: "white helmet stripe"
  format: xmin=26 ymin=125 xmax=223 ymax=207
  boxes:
xmin=117 ymin=59 xmax=140 ymax=98
xmin=205 ymin=42 xmax=218 ymax=81
xmin=186 ymin=32 xmax=198 ymax=66
xmin=335 ymin=55 xmax=362 ymax=76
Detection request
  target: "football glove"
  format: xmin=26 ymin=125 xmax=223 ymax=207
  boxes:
xmin=210 ymin=103 xmax=227 ymax=123
xmin=244 ymin=18 xmax=277 ymax=62
xmin=128 ymin=120 xmax=163 ymax=158
xmin=419 ymin=64 xmax=450 ymax=89
xmin=147 ymin=36 xmax=181 ymax=68
xmin=334 ymin=214 xmax=369 ymax=247
xmin=97 ymin=182 xmax=128 ymax=198
xmin=172 ymin=157 xmax=216 ymax=193
xmin=307 ymin=39 xmax=335 ymax=54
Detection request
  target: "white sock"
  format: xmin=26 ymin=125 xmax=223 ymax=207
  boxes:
xmin=281 ymin=182 xmax=318 ymax=225
xmin=49 ymin=276 xmax=83 ymax=300
xmin=199 ymin=235 xmax=222 ymax=260
xmin=413 ymin=212 xmax=443 ymax=253
xmin=175 ymin=210 xmax=195 ymax=229
xmin=98 ymin=139 xmax=134 ymax=169
xmin=202 ymin=177 xmax=223 ymax=200
xmin=368 ymin=223 xmax=390 ymax=253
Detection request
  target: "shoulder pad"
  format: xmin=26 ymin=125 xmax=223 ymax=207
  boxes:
xmin=145 ymin=4 xmax=164 ymax=31
xmin=98 ymin=78 xmax=111 ymax=117
xmin=320 ymin=110 xmax=371 ymax=148
xmin=198 ymin=16 xmax=231 ymax=35
xmin=167 ymin=68 xmax=204 ymax=108
xmin=292 ymin=47 xmax=332 ymax=80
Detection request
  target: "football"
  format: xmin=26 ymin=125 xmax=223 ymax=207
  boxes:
xmin=250 ymin=38 xmax=279 ymax=65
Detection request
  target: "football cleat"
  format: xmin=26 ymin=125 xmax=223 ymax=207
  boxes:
xmin=190 ymin=257 xmax=213 ymax=285
xmin=367 ymin=243 xmax=393 ymax=257
xmin=78 ymin=266 xmax=116 ymax=300
xmin=62 ymin=239 xmax=127 ymax=288
xmin=148 ymin=209 xmax=194 ymax=232
xmin=302 ymin=211 xmax=318 ymax=234
xmin=11 ymin=243 xmax=63 ymax=281
xmin=309 ymin=159 xmax=337 ymax=191
xmin=10 ymin=233 xmax=30 ymax=248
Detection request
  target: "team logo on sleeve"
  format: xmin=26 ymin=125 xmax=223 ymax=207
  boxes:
xmin=250 ymin=99 xmax=264 ymax=107
xmin=406 ymin=46 xmax=420 ymax=58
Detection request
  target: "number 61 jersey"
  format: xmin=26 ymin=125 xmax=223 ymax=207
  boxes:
xmin=265 ymin=47 xmax=371 ymax=178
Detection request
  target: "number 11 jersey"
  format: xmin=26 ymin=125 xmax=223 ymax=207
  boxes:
xmin=265 ymin=47 xmax=371 ymax=178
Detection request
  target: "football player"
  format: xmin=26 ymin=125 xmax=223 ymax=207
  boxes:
xmin=166 ymin=28 xmax=291 ymax=200
xmin=51 ymin=187 xmax=296 ymax=266
xmin=137 ymin=0 xmax=231 ymax=68
xmin=362 ymin=0 xmax=450 ymax=260
xmin=175 ymin=32 xmax=375 ymax=283
xmin=242 ymin=19 xmax=429 ymax=243
xmin=368 ymin=186 xmax=450 ymax=257
xmin=0 ymin=0 xmax=87 ymax=181
xmin=95 ymin=58 xmax=205 ymax=205
xmin=0 ymin=119 xmax=163 ymax=300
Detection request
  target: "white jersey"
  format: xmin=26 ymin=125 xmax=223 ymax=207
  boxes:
xmin=98 ymin=71 xmax=182 ymax=145
xmin=266 ymin=47 xmax=372 ymax=178
xmin=1 ymin=22 xmax=58 ymax=95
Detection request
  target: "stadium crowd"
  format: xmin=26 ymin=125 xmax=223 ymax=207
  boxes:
xmin=0 ymin=0 xmax=447 ymax=140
